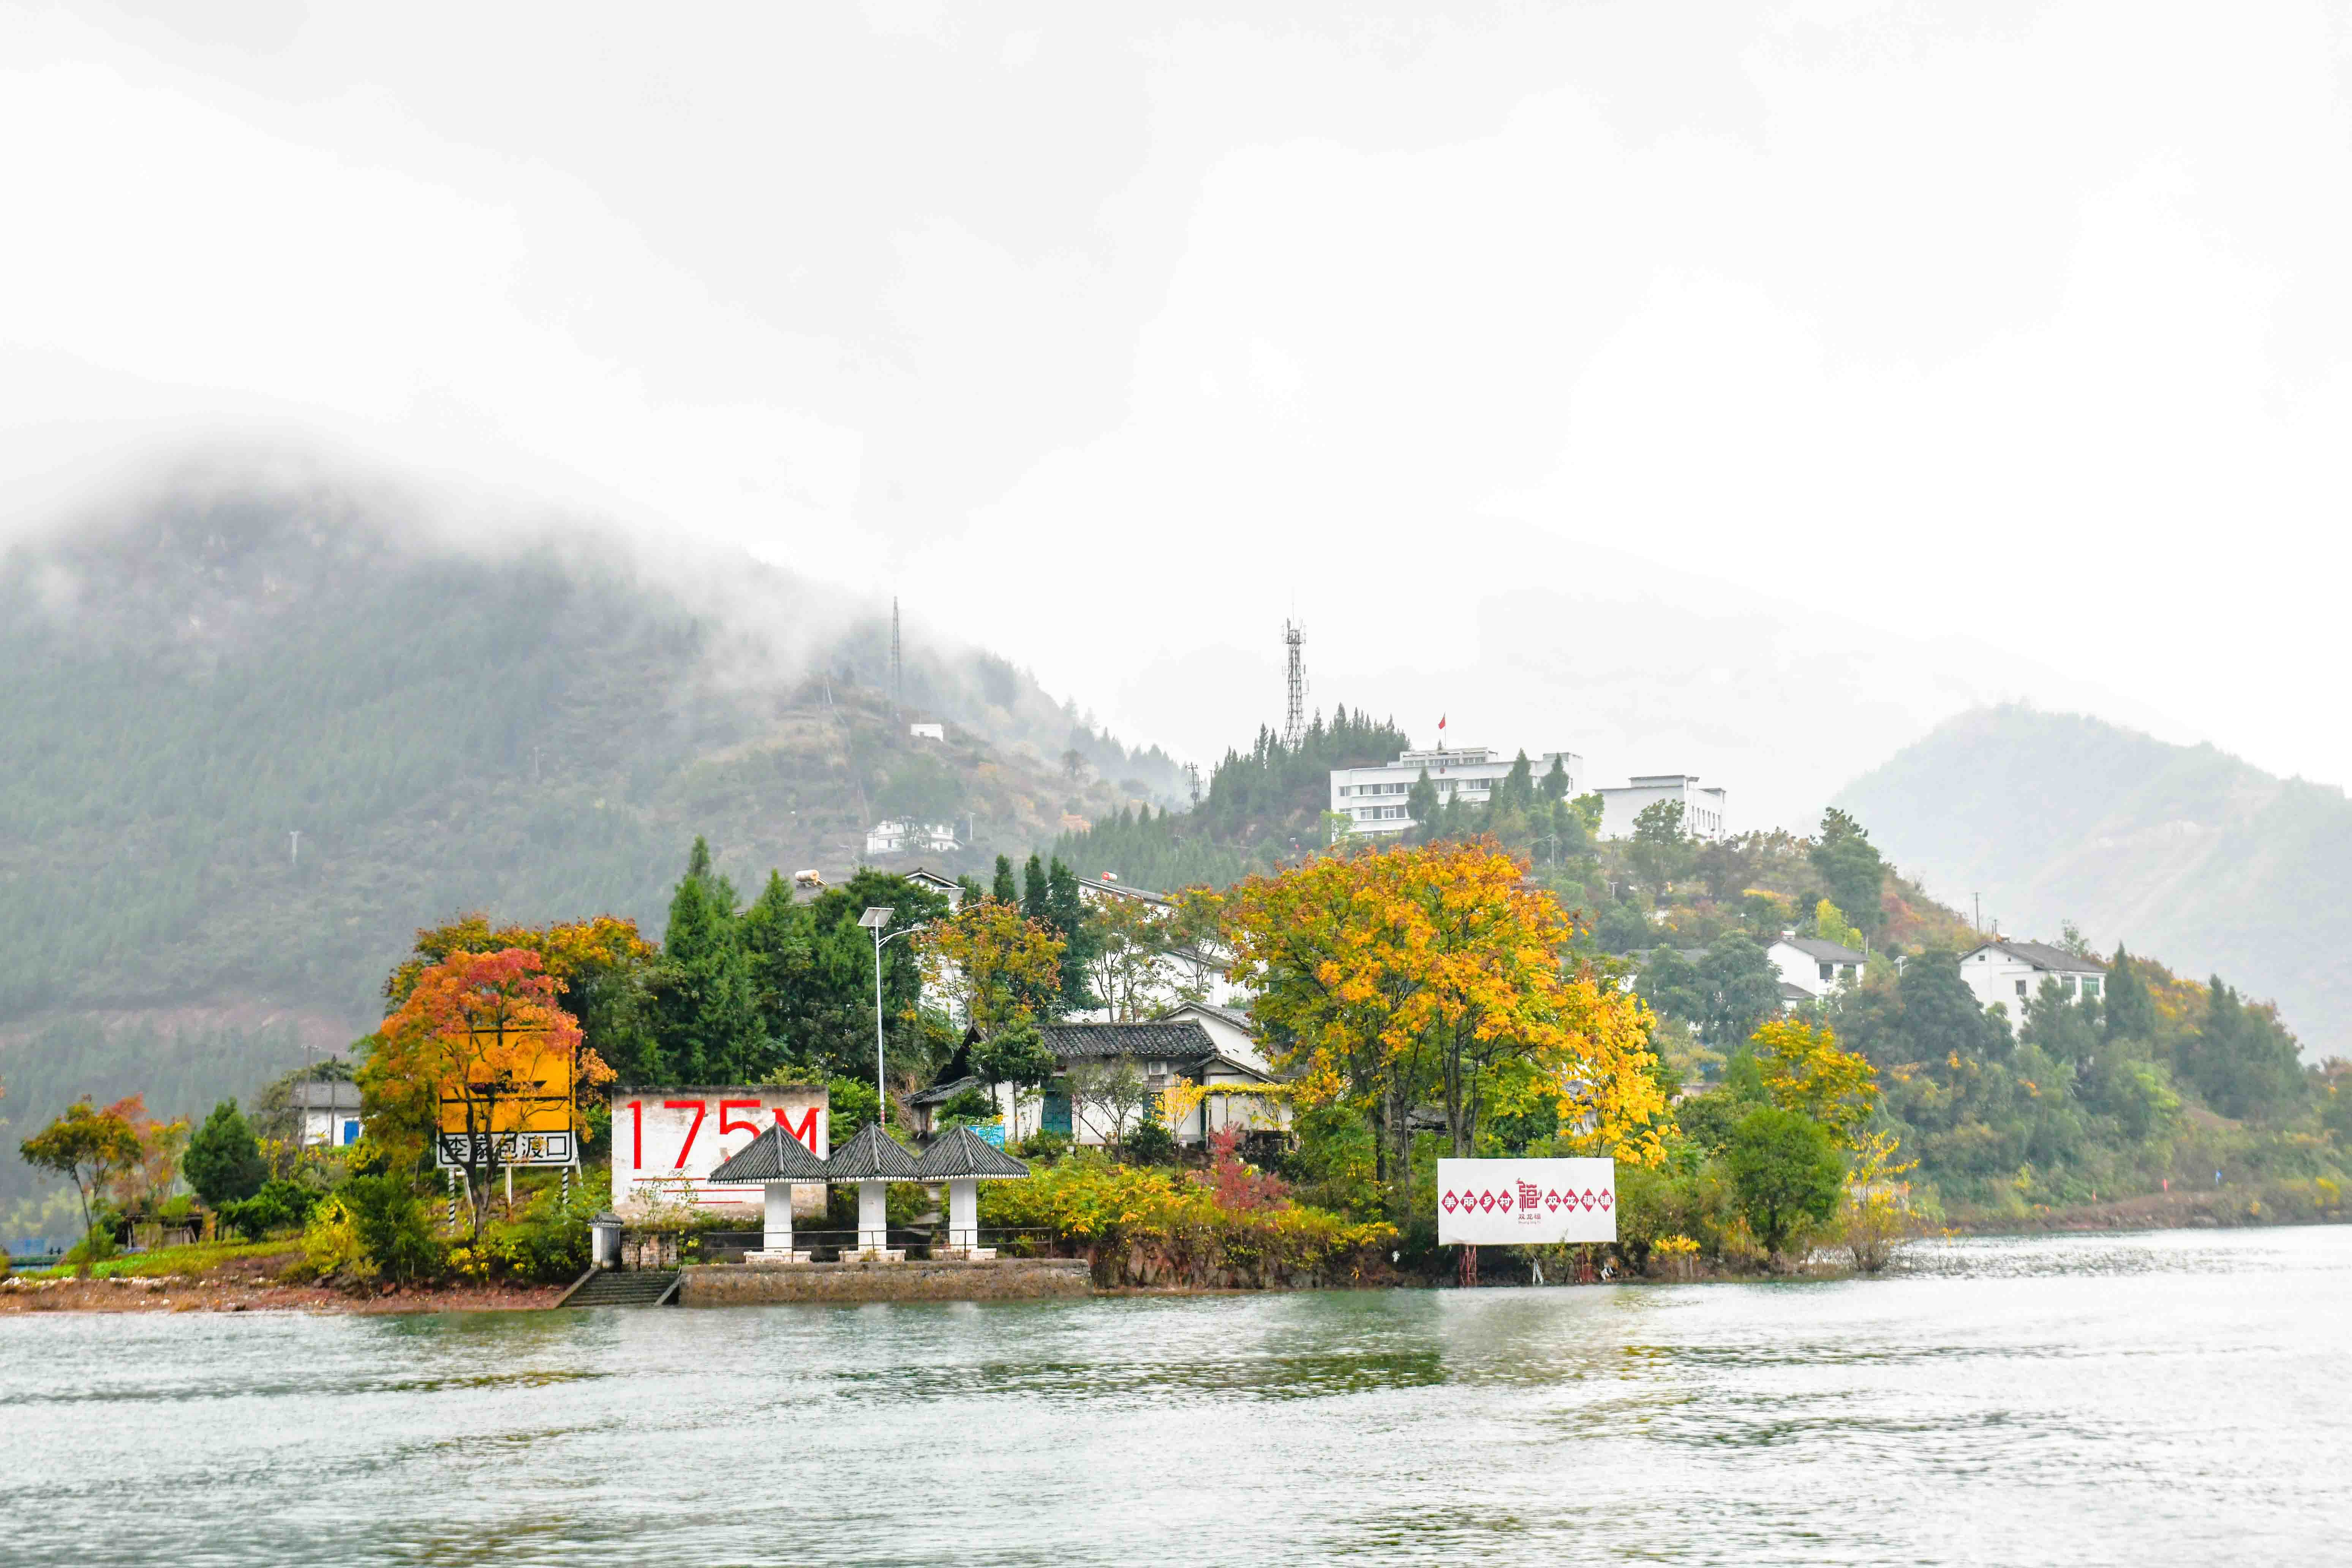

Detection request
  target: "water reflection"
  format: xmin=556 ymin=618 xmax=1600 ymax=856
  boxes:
xmin=1 ymin=1226 xmax=2345 ymax=1567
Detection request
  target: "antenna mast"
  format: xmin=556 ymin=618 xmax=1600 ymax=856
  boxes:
xmin=890 ymin=597 xmax=903 ymax=715
xmin=1282 ymin=618 xmax=1306 ymax=749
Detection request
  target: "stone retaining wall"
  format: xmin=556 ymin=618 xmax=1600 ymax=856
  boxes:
xmin=680 ymin=1257 xmax=1093 ymax=1306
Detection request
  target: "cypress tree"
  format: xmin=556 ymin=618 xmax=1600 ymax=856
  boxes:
xmin=1407 ymin=769 xmax=1439 ymax=839
xmin=2103 ymin=944 xmax=2156 ymax=1042
xmin=1540 ymin=755 xmax=1570 ymax=803
xmin=993 ymin=854 xmax=1018 ymax=905
xmin=648 ymin=839 xmax=762 ymax=1081
xmin=1046 ymin=857 xmax=1093 ymax=1007
xmin=1022 ymin=853 xmax=1050 ymax=926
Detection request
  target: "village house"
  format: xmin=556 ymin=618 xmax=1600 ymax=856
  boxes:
xmin=294 ymin=1081 xmax=364 ymax=1149
xmin=1958 ymin=939 xmax=2106 ymax=1017
xmin=1768 ymin=934 xmax=1867 ymax=1000
xmin=863 ymin=818 xmax=963 ymax=857
xmin=915 ymin=1016 xmax=1287 ymax=1150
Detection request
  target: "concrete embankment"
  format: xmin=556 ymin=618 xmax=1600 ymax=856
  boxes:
xmin=681 ymin=1257 xmax=1093 ymax=1305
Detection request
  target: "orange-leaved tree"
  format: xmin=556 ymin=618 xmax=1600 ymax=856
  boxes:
xmin=1203 ymin=838 xmax=1669 ymax=1200
xmin=916 ymin=896 xmax=1065 ymax=1037
xmin=96 ymin=1094 xmax=191 ymax=1218
xmin=385 ymin=913 xmax=656 ymax=1082
xmin=360 ymin=947 xmax=610 ymax=1238
xmin=1748 ymin=1017 xmax=1878 ymax=1148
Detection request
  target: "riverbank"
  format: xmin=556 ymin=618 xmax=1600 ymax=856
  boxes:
xmin=1944 ymin=1178 xmax=2344 ymax=1237
xmin=0 ymin=1247 xmax=565 ymax=1315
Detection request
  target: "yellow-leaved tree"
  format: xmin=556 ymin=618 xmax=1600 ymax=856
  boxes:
xmin=915 ymin=896 xmax=1065 ymax=1036
xmin=1202 ymin=838 xmax=1669 ymax=1203
xmin=1748 ymin=1017 xmax=1878 ymax=1147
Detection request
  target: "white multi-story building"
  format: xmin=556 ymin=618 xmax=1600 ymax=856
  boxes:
xmin=1958 ymin=939 xmax=2105 ymax=1018
xmin=1597 ymin=775 xmax=1727 ymax=841
xmin=1328 ymin=746 xmax=1584 ymax=837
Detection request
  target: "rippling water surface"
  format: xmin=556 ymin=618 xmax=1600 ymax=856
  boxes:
xmin=4 ymin=1227 xmax=2346 ymax=1566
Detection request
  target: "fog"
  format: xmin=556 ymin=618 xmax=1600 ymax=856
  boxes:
xmin=5 ymin=3 xmax=2347 ymax=825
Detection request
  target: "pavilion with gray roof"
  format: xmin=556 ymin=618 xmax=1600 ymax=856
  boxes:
xmin=709 ymin=1123 xmax=832 ymax=1263
xmin=914 ymin=1126 xmax=1030 ymax=1259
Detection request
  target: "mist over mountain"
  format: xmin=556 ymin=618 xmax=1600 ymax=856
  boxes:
xmin=0 ymin=458 xmax=1183 ymax=1208
xmin=1836 ymin=706 xmax=2351 ymax=1057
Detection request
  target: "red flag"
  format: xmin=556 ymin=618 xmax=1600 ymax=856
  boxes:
xmin=1438 ymin=713 xmax=1447 ymax=733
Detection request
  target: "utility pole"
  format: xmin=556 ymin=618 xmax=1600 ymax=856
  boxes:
xmin=288 ymin=830 xmax=301 ymax=868
xmin=1282 ymin=619 xmax=1306 ymax=749
xmin=891 ymin=597 xmax=903 ymax=716
xmin=1973 ymin=891 xmax=1981 ymax=933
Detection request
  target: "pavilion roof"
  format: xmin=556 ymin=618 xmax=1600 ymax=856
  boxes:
xmin=707 ymin=1123 xmax=831 ymax=1184
xmin=823 ymin=1122 xmax=924 ymax=1182
xmin=914 ymin=1125 xmax=1030 ymax=1181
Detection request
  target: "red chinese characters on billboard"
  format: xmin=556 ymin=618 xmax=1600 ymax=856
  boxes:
xmin=608 ymin=1085 xmax=829 ymax=1214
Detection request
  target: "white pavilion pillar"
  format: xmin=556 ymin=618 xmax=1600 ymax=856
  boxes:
xmin=947 ymin=1177 xmax=979 ymax=1255
xmin=763 ymin=1181 xmax=795 ymax=1253
xmin=858 ymin=1180 xmax=889 ymax=1257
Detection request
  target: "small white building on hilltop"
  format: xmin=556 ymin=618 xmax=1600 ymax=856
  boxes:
xmin=1597 ymin=775 xmax=1727 ymax=841
xmin=909 ymin=721 xmax=945 ymax=741
xmin=1769 ymin=935 xmax=1866 ymax=1000
xmin=1328 ymin=746 xmax=1584 ymax=837
xmin=1960 ymin=939 xmax=2106 ymax=1016
xmin=865 ymin=819 xmax=962 ymax=857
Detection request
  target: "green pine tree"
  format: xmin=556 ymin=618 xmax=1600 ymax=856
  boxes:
xmin=1021 ymin=853 xmax=1050 ymax=925
xmin=647 ymin=839 xmax=763 ymax=1082
xmin=1540 ymin=754 xmax=1570 ymax=803
xmin=992 ymin=854 xmax=1018 ymax=905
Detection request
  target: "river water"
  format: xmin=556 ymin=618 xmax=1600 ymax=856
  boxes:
xmin=3 ymin=1226 xmax=2345 ymax=1566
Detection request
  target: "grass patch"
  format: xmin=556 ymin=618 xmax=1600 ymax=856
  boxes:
xmin=29 ymin=1239 xmax=296 ymax=1281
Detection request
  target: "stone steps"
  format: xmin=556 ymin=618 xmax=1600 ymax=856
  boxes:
xmin=557 ymin=1269 xmax=680 ymax=1308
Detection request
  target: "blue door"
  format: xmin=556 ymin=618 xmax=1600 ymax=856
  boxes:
xmin=341 ymin=1119 xmax=360 ymax=1146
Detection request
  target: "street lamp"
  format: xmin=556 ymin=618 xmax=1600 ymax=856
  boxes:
xmin=858 ymin=906 xmax=918 ymax=1126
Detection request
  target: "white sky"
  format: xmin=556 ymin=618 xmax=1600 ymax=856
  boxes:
xmin=5 ymin=2 xmax=2349 ymax=829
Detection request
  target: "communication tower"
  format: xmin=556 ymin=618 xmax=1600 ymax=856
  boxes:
xmin=890 ymin=597 xmax=903 ymax=714
xmin=1282 ymin=619 xmax=1306 ymax=749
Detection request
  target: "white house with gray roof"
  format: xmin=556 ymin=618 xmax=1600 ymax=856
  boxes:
xmin=993 ymin=1019 xmax=1287 ymax=1148
xmin=1959 ymin=939 xmax=2106 ymax=1018
xmin=1768 ymin=935 xmax=1867 ymax=1000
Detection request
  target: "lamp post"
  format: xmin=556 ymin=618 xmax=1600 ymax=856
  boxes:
xmin=858 ymin=906 xmax=918 ymax=1126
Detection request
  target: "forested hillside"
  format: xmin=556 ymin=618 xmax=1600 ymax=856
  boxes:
xmin=1835 ymin=706 xmax=2352 ymax=1059
xmin=0 ymin=469 xmax=1179 ymax=1214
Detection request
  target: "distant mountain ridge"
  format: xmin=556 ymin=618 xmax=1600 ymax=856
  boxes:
xmin=1835 ymin=706 xmax=2351 ymax=1057
xmin=0 ymin=462 xmax=1182 ymax=1211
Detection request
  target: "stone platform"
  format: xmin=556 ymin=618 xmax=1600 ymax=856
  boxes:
xmin=680 ymin=1257 xmax=1093 ymax=1306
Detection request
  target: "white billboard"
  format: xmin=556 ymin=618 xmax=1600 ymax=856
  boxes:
xmin=1436 ymin=1158 xmax=1617 ymax=1245
xmin=611 ymin=1086 xmax=829 ymax=1217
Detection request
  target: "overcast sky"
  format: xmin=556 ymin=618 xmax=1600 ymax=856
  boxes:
xmin=5 ymin=2 xmax=2349 ymax=825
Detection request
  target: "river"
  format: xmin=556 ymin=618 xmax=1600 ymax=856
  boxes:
xmin=3 ymin=1225 xmax=2345 ymax=1565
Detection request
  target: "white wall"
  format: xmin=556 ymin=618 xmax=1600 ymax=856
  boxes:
xmin=610 ymin=1085 xmax=829 ymax=1219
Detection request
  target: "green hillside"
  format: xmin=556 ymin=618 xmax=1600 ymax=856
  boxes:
xmin=1834 ymin=706 xmax=2350 ymax=1058
xmin=0 ymin=471 xmax=1179 ymax=1215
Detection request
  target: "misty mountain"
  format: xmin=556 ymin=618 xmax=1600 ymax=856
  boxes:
xmin=1835 ymin=706 xmax=2350 ymax=1057
xmin=0 ymin=464 xmax=1182 ymax=1209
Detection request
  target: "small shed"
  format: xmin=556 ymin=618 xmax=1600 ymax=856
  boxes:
xmin=708 ymin=1122 xmax=831 ymax=1261
xmin=292 ymin=1081 xmax=364 ymax=1149
xmin=914 ymin=1126 xmax=1029 ymax=1258
xmin=824 ymin=1123 xmax=923 ymax=1260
